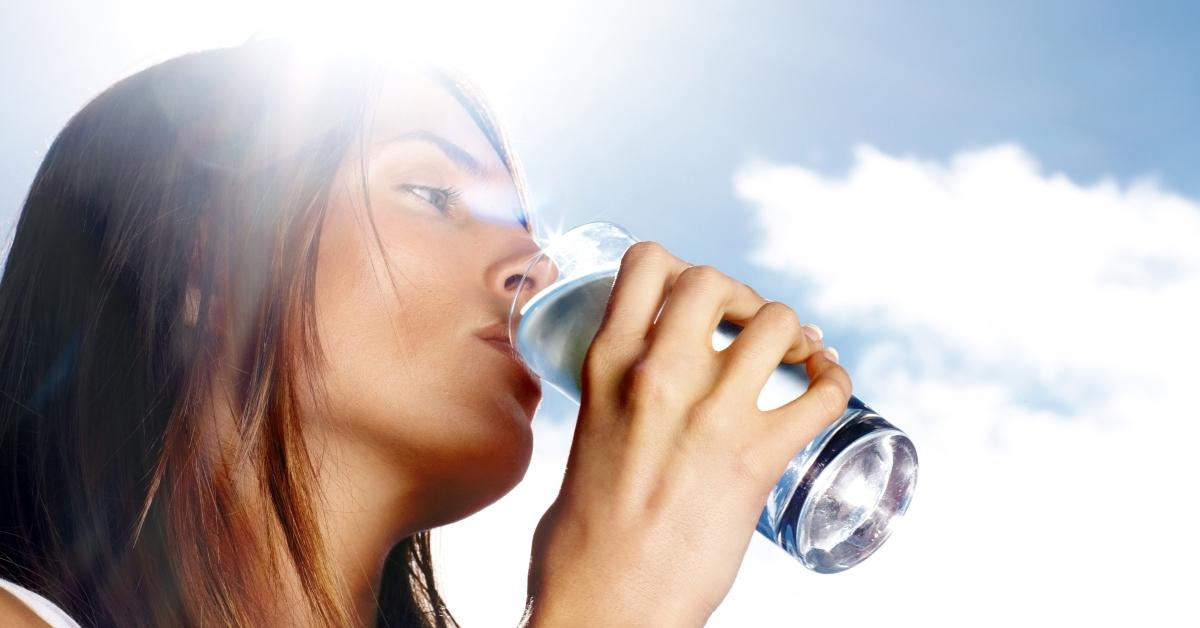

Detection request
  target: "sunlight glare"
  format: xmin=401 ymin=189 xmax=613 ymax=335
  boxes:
xmin=250 ymin=0 xmax=566 ymax=98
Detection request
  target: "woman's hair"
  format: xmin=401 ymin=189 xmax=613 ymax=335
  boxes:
xmin=0 ymin=40 xmax=521 ymax=627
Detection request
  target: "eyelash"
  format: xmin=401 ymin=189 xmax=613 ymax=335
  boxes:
xmin=398 ymin=184 xmax=463 ymax=215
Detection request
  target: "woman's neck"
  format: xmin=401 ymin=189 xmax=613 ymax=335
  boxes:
xmin=204 ymin=371 xmax=426 ymax=626
xmin=310 ymin=432 xmax=427 ymax=626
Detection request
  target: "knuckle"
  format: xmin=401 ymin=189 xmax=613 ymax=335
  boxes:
xmin=623 ymin=357 xmax=673 ymax=404
xmin=757 ymin=301 xmax=801 ymax=334
xmin=678 ymin=264 xmax=725 ymax=289
xmin=623 ymin=240 xmax=669 ymax=266
xmin=687 ymin=395 xmax=723 ymax=427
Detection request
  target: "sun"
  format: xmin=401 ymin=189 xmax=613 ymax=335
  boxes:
xmin=247 ymin=0 xmax=564 ymax=93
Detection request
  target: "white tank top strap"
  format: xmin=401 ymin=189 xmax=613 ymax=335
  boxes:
xmin=0 ymin=577 xmax=81 ymax=628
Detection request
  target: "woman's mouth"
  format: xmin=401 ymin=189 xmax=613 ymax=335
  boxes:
xmin=475 ymin=325 xmax=541 ymax=391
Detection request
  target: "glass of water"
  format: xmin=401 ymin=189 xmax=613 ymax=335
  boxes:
xmin=508 ymin=222 xmax=918 ymax=573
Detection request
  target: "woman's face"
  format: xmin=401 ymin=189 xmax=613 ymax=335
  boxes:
xmin=307 ymin=70 xmax=554 ymax=528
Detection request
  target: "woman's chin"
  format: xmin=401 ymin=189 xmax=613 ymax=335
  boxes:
xmin=426 ymin=455 xmax=531 ymax=527
xmin=434 ymin=423 xmax=533 ymax=522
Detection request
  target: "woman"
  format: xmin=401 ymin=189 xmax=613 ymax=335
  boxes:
xmin=0 ymin=40 xmax=849 ymax=627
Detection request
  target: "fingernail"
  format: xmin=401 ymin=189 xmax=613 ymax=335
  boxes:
xmin=803 ymin=323 xmax=823 ymax=342
xmin=823 ymin=347 xmax=839 ymax=363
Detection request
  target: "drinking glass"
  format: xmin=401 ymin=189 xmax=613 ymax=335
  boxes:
xmin=508 ymin=222 xmax=917 ymax=573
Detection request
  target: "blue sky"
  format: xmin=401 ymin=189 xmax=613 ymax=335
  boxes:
xmin=8 ymin=0 xmax=1196 ymax=335
xmin=2 ymin=2 xmax=1197 ymax=625
xmin=498 ymin=0 xmax=1200 ymax=296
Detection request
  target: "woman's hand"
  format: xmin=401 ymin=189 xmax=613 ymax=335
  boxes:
xmin=524 ymin=241 xmax=852 ymax=627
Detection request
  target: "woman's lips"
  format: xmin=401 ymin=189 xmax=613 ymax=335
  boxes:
xmin=482 ymin=336 xmax=516 ymax=358
xmin=479 ymin=336 xmax=540 ymax=388
xmin=474 ymin=320 xmax=541 ymax=393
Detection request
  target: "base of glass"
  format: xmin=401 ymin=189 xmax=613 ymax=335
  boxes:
xmin=756 ymin=401 xmax=919 ymax=573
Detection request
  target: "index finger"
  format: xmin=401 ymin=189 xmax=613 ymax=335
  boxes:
xmin=649 ymin=265 xmax=767 ymax=357
xmin=594 ymin=241 xmax=691 ymax=344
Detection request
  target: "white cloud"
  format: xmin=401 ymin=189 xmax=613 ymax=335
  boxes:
xmin=434 ymin=144 xmax=1198 ymax=627
xmin=713 ymin=144 xmax=1199 ymax=626
xmin=738 ymin=144 xmax=1198 ymax=429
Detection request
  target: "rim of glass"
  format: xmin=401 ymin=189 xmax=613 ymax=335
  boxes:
xmin=506 ymin=221 xmax=638 ymax=350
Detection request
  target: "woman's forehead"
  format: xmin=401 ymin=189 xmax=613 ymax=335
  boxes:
xmin=366 ymin=71 xmax=506 ymax=176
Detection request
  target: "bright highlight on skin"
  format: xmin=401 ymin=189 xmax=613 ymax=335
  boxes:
xmin=247 ymin=0 xmax=576 ymax=243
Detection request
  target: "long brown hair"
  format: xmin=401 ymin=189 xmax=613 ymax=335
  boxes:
xmin=0 ymin=40 xmax=520 ymax=627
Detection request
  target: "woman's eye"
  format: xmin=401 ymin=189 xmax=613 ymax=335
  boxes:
xmin=400 ymin=184 xmax=459 ymax=214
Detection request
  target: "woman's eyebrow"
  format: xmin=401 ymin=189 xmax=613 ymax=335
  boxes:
xmin=373 ymin=130 xmax=488 ymax=177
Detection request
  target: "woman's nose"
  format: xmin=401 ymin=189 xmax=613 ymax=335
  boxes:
xmin=489 ymin=243 xmax=559 ymax=315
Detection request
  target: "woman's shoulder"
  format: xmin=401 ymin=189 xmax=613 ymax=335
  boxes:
xmin=0 ymin=584 xmax=50 ymax=628
xmin=0 ymin=577 xmax=80 ymax=628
